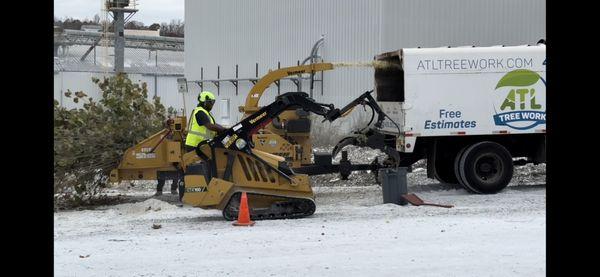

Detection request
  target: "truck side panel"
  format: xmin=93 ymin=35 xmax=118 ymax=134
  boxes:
xmin=378 ymin=45 xmax=546 ymax=153
xmin=403 ymin=46 xmax=546 ymax=137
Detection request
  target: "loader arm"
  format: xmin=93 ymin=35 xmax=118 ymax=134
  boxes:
xmin=324 ymin=90 xmax=390 ymax=128
xmin=188 ymin=92 xmax=338 ymax=182
xmin=325 ymin=90 xmax=402 ymax=166
xmin=232 ymin=90 xmax=389 ymax=152
xmin=212 ymin=92 xmax=338 ymax=153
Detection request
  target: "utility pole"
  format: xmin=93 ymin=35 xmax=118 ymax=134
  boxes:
xmin=106 ymin=1 xmax=138 ymax=73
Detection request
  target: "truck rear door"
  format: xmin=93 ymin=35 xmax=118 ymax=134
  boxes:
xmin=374 ymin=50 xmax=405 ymax=135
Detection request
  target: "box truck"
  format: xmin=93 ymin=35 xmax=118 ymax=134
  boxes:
xmin=375 ymin=42 xmax=546 ymax=193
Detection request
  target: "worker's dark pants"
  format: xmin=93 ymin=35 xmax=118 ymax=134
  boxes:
xmin=184 ymin=144 xmax=212 ymax=178
xmin=156 ymin=145 xmax=196 ymax=193
xmin=156 ymin=178 xmax=178 ymax=192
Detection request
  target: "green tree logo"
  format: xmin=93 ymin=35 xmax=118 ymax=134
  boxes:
xmin=493 ymin=69 xmax=546 ymax=130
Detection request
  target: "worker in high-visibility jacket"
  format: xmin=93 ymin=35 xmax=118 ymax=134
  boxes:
xmin=184 ymin=91 xmax=227 ymax=152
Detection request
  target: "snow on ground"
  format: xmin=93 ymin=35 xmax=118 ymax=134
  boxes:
xmin=54 ymin=147 xmax=545 ymax=277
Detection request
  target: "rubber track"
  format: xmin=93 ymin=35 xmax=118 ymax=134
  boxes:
xmin=222 ymin=192 xmax=316 ymax=221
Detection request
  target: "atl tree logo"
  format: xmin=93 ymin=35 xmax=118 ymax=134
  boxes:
xmin=493 ymin=69 xmax=546 ymax=130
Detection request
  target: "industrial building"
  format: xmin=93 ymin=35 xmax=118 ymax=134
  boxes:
xmin=184 ymin=0 xmax=545 ymax=128
xmin=53 ymin=42 xmax=184 ymax=110
xmin=53 ymin=0 xmax=545 ymax=128
xmin=53 ymin=1 xmax=185 ymax=111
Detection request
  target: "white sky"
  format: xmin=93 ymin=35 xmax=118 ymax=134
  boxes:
xmin=54 ymin=0 xmax=184 ymax=25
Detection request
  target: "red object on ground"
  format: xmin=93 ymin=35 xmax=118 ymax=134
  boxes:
xmin=402 ymin=193 xmax=454 ymax=208
xmin=233 ymin=192 xmax=255 ymax=226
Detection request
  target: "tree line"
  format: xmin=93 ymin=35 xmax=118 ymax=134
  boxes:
xmin=54 ymin=15 xmax=184 ymax=37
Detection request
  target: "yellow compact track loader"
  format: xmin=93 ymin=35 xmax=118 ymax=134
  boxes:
xmin=179 ymin=91 xmax=399 ymax=220
xmin=181 ymin=92 xmax=341 ymax=219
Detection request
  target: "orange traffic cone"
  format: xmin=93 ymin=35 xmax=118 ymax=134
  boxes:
xmin=233 ymin=192 xmax=255 ymax=226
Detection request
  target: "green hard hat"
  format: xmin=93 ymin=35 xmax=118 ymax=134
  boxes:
xmin=198 ymin=91 xmax=216 ymax=102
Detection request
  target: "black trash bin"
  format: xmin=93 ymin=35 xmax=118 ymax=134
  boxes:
xmin=379 ymin=167 xmax=408 ymax=205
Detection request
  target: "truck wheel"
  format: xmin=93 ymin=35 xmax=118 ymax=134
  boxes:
xmin=456 ymin=142 xmax=513 ymax=194
xmin=434 ymin=154 xmax=459 ymax=185
xmin=433 ymin=148 xmax=464 ymax=189
xmin=454 ymin=146 xmax=477 ymax=193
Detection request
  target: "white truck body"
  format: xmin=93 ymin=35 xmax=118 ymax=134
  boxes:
xmin=377 ymin=45 xmax=546 ymax=153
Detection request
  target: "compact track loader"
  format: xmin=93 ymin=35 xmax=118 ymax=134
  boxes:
xmin=180 ymin=91 xmax=399 ymax=220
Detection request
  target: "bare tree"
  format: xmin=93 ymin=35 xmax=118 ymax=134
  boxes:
xmin=159 ymin=19 xmax=184 ymax=37
xmin=125 ymin=20 xmax=146 ymax=30
xmin=149 ymin=23 xmax=161 ymax=31
xmin=54 ymin=15 xmax=184 ymax=35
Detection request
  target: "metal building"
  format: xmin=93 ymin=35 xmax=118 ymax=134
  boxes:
xmin=53 ymin=30 xmax=185 ymax=111
xmin=54 ymin=0 xmax=186 ymax=111
xmin=184 ymin=0 xmax=545 ymax=127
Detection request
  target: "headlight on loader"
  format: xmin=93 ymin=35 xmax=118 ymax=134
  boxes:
xmin=235 ymin=138 xmax=247 ymax=150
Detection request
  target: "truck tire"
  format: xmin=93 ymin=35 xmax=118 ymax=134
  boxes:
xmin=456 ymin=141 xmax=513 ymax=194
xmin=454 ymin=146 xmax=478 ymax=193
xmin=434 ymin=154 xmax=459 ymax=185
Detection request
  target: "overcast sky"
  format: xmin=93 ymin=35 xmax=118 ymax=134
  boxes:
xmin=54 ymin=0 xmax=184 ymax=25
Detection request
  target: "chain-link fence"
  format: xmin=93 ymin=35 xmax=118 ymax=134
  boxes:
xmin=54 ymin=40 xmax=186 ymax=113
xmin=54 ymin=44 xmax=183 ymax=75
